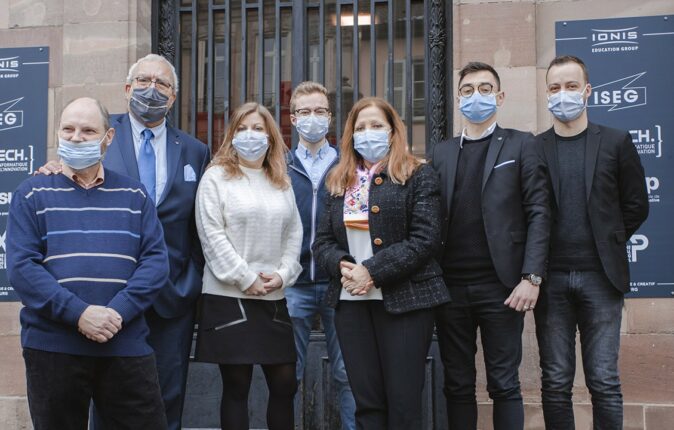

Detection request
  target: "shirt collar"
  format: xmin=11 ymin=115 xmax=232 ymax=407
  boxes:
xmin=61 ymin=162 xmax=105 ymax=189
xmin=459 ymin=121 xmax=498 ymax=148
xmin=128 ymin=112 xmax=166 ymax=140
xmin=297 ymin=140 xmax=329 ymax=160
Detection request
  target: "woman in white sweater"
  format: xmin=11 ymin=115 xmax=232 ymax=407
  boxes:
xmin=194 ymin=102 xmax=303 ymax=430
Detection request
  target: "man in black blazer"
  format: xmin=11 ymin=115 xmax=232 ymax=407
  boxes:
xmin=535 ymin=55 xmax=648 ymax=430
xmin=431 ymin=62 xmax=550 ymax=430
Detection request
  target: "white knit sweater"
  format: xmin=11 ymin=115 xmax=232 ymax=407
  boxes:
xmin=195 ymin=165 xmax=303 ymax=300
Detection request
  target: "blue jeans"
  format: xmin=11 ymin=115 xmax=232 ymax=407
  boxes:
xmin=285 ymin=283 xmax=356 ymax=430
xmin=535 ymin=271 xmax=624 ymax=430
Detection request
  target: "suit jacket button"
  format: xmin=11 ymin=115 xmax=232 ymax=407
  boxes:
xmin=371 ymin=205 xmax=380 ymax=214
xmin=374 ymin=177 xmax=383 ymax=185
xmin=373 ymin=238 xmax=383 ymax=246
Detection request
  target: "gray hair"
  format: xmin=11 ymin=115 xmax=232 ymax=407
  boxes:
xmin=61 ymin=97 xmax=110 ymax=131
xmin=126 ymin=54 xmax=179 ymax=93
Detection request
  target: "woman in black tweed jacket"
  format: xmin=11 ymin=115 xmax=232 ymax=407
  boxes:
xmin=313 ymin=97 xmax=450 ymax=430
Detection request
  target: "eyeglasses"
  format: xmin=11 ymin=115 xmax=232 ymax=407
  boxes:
xmin=294 ymin=107 xmax=330 ymax=117
xmin=458 ymin=82 xmax=495 ymax=98
xmin=134 ymin=76 xmax=173 ymax=92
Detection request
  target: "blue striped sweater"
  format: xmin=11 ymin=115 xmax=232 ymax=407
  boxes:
xmin=6 ymin=169 xmax=169 ymax=357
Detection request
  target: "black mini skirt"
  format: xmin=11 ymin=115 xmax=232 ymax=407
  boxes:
xmin=195 ymin=294 xmax=297 ymax=365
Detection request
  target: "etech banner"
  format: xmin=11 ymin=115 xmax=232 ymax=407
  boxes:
xmin=0 ymin=47 xmax=49 ymax=301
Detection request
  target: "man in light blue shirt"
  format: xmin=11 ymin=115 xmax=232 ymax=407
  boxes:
xmin=286 ymin=81 xmax=355 ymax=430
xmin=295 ymin=139 xmax=337 ymax=189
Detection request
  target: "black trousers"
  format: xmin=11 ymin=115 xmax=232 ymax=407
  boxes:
xmin=91 ymin=308 xmax=194 ymax=430
xmin=435 ymin=283 xmax=525 ymax=430
xmin=23 ymin=348 xmax=167 ymax=430
xmin=334 ymin=300 xmax=434 ymax=430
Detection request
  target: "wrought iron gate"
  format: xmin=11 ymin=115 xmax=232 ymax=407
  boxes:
xmin=152 ymin=1 xmax=453 ymax=428
xmin=153 ymin=0 xmax=451 ymax=155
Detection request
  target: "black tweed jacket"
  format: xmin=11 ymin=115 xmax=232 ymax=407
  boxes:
xmin=312 ymin=163 xmax=450 ymax=314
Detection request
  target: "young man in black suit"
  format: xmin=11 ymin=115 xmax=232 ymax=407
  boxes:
xmin=535 ymin=55 xmax=648 ymax=430
xmin=431 ymin=62 xmax=551 ymax=430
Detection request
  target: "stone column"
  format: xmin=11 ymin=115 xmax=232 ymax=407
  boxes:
xmin=0 ymin=1 xmax=151 ymax=427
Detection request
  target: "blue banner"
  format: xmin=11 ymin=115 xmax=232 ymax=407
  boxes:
xmin=0 ymin=47 xmax=49 ymax=301
xmin=556 ymin=16 xmax=674 ymax=298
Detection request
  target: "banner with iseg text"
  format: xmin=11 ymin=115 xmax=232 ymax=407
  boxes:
xmin=0 ymin=47 xmax=49 ymax=301
xmin=556 ymin=15 xmax=673 ymax=298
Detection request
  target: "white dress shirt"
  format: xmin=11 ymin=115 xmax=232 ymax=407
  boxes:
xmin=459 ymin=120 xmax=498 ymax=148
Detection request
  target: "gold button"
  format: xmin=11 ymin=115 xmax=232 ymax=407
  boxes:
xmin=374 ymin=177 xmax=383 ymax=185
xmin=373 ymin=238 xmax=383 ymax=246
xmin=371 ymin=205 xmax=380 ymax=214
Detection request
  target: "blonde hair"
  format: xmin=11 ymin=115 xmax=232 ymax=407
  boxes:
xmin=289 ymin=81 xmax=329 ymax=113
xmin=326 ymin=97 xmax=421 ymax=195
xmin=210 ymin=102 xmax=290 ymax=189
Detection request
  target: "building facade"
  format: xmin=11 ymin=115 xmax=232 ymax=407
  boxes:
xmin=1 ymin=1 xmax=674 ymax=428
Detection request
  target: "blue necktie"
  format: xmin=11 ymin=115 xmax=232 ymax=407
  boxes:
xmin=138 ymin=128 xmax=156 ymax=203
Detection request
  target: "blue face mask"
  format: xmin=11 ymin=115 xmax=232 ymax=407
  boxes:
xmin=57 ymin=136 xmax=107 ymax=170
xmin=459 ymin=93 xmax=498 ymax=124
xmin=295 ymin=114 xmax=329 ymax=143
xmin=232 ymin=130 xmax=269 ymax=162
xmin=547 ymin=88 xmax=587 ymax=122
xmin=353 ymin=129 xmax=390 ymax=163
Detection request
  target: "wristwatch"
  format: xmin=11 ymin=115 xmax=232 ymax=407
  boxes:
xmin=522 ymin=273 xmax=543 ymax=287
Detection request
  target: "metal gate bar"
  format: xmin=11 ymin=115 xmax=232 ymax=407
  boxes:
xmin=154 ymin=0 xmax=452 ymax=164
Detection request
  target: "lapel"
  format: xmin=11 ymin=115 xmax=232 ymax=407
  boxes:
xmin=584 ymin=122 xmax=601 ymax=202
xmin=158 ymin=124 xmax=183 ymax=206
xmin=287 ymin=148 xmax=310 ymax=178
xmin=114 ymin=114 xmax=141 ymax=180
xmin=443 ymin=139 xmax=461 ymax=213
xmin=332 ymin=195 xmax=349 ymax=248
xmin=481 ymin=126 xmax=506 ymax=192
xmin=541 ymin=127 xmax=560 ymax=207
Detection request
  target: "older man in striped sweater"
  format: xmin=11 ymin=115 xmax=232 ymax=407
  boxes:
xmin=6 ymin=97 xmax=169 ymax=430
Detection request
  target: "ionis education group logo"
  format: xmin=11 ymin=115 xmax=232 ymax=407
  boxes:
xmin=0 ymin=56 xmax=20 ymax=79
xmin=591 ymin=27 xmax=639 ymax=53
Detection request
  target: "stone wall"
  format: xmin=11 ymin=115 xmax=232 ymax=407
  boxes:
xmin=0 ymin=0 xmax=151 ymax=159
xmin=0 ymin=0 xmax=151 ymax=428
xmin=0 ymin=0 xmax=673 ymax=429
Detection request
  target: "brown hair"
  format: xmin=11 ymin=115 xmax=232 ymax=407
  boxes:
xmin=210 ymin=102 xmax=290 ymax=189
xmin=289 ymin=81 xmax=329 ymax=113
xmin=546 ymin=55 xmax=589 ymax=84
xmin=458 ymin=62 xmax=501 ymax=91
xmin=326 ymin=97 xmax=421 ymax=196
